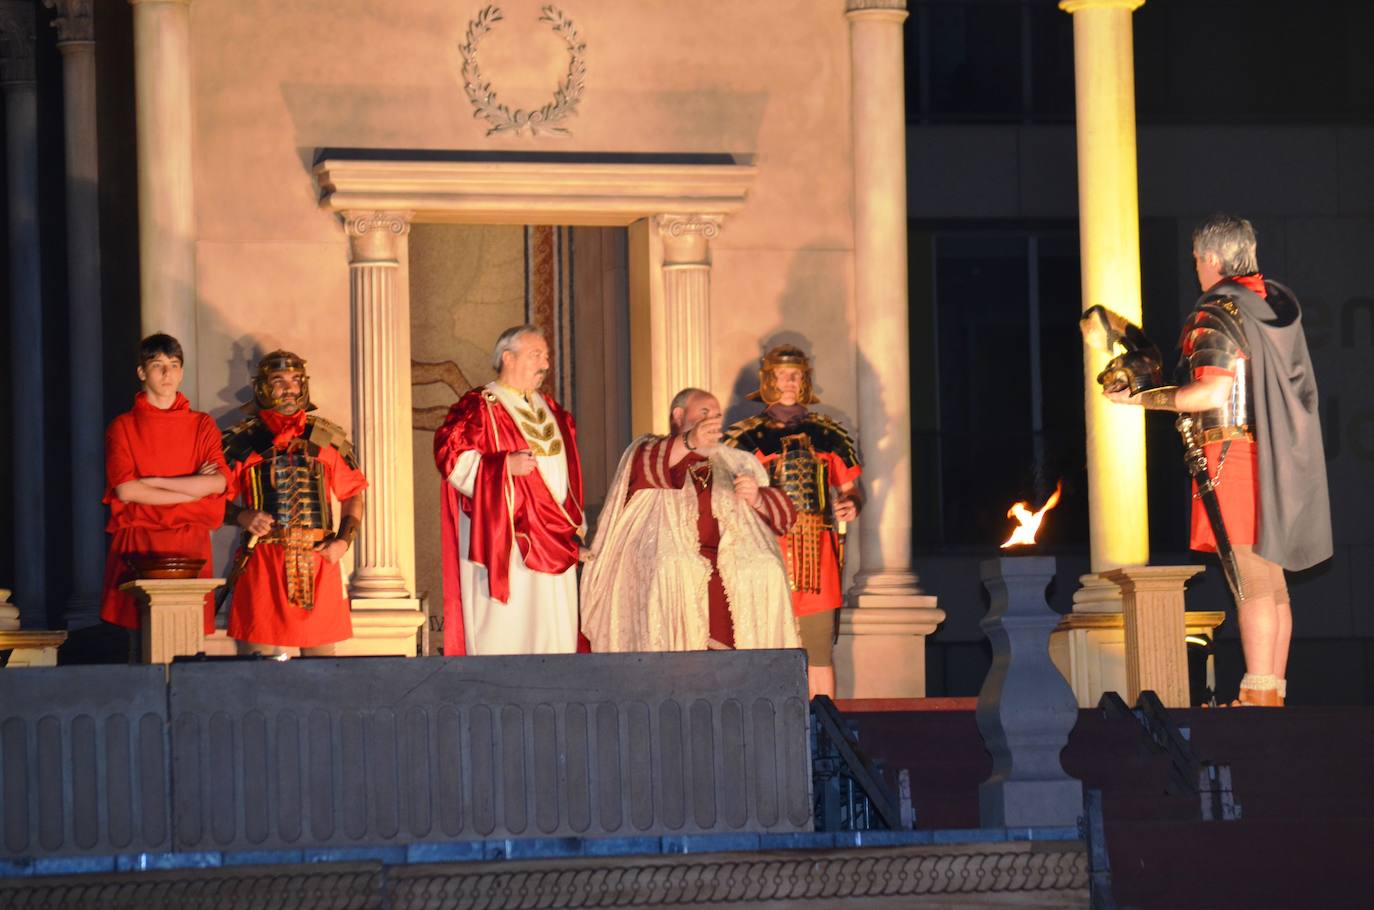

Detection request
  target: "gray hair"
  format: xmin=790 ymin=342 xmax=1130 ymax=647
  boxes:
xmin=1192 ymin=214 xmax=1259 ymax=277
xmin=669 ymin=387 xmax=711 ymax=431
xmin=491 ymin=324 xmax=544 ymax=374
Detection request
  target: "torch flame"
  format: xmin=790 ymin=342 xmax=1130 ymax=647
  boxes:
xmin=1000 ymin=481 xmax=1063 ymax=549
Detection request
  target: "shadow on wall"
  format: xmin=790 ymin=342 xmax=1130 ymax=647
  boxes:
xmin=212 ymin=336 xmax=273 ymax=429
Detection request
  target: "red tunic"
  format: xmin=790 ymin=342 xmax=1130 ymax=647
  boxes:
xmin=101 ymin=392 xmax=230 ymax=633
xmin=625 ymin=438 xmax=795 ymax=648
xmin=433 ymin=387 xmax=584 ymax=656
xmin=753 ymin=450 xmax=861 ymax=616
xmin=226 ymin=409 xmax=368 ymax=648
xmin=1188 ymin=272 xmax=1267 ymax=553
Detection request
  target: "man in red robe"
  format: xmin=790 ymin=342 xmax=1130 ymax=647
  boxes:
xmin=726 ymin=345 xmax=862 ymax=698
xmin=102 ymin=334 xmax=230 ymax=641
xmin=434 ymin=325 xmax=584 ymax=655
xmin=221 ymin=351 xmax=366 ymax=655
xmin=581 ymin=388 xmax=800 ymax=653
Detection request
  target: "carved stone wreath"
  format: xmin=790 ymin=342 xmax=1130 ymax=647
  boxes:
xmin=460 ymin=4 xmax=586 ymax=138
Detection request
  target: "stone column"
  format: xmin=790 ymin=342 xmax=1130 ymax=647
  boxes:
xmin=1060 ymin=0 xmax=1149 ymax=611
xmin=129 ymin=0 xmax=197 ymax=401
xmin=1102 ymin=565 xmax=1203 ymax=708
xmin=0 ymin=2 xmax=47 ymax=629
xmin=343 ymin=211 xmax=418 ymax=609
xmin=656 ymin=214 xmax=718 ymax=395
xmin=843 ymin=0 xmax=942 ymax=645
xmin=45 ymin=0 xmax=104 ymax=628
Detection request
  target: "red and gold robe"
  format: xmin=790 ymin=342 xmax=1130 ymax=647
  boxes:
xmin=101 ymin=392 xmax=230 ymax=633
xmin=434 ymin=384 xmax=584 ymax=656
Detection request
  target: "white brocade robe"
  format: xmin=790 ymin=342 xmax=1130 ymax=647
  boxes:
xmin=447 ymin=383 xmax=578 ymax=655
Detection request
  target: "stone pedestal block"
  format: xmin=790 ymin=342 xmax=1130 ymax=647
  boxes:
xmin=977 ymin=556 xmax=1082 ymax=829
xmin=1102 ymin=565 xmax=1204 ymax=708
xmin=835 ymin=593 xmax=943 ymax=698
xmin=121 ymin=577 xmax=224 ymax=665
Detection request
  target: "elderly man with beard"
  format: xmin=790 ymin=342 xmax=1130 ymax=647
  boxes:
xmin=221 ymin=350 xmax=367 ymax=656
xmin=434 ymin=325 xmax=585 ymax=655
xmin=581 ymin=388 xmax=800 ymax=654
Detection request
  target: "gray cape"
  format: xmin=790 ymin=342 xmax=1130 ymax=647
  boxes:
xmin=1205 ymin=278 xmax=1332 ymax=571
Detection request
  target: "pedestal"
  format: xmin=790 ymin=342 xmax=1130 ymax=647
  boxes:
xmin=0 ymin=630 xmax=67 ymax=667
xmin=120 ymin=578 xmax=224 ymax=665
xmin=834 ymin=594 xmax=943 ymax=699
xmin=1051 ymin=608 xmax=1226 ymax=708
xmin=977 ymin=556 xmax=1083 ymax=828
xmin=1102 ymin=565 xmax=1204 ymax=708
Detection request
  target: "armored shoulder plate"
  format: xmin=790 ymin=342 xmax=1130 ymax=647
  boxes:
xmin=1180 ymin=294 xmax=1248 ymax=373
xmin=306 ymin=416 xmax=359 ymax=469
xmin=805 ymin=414 xmax=860 ymax=468
xmin=723 ymin=415 xmax=769 ymax=451
xmin=221 ymin=417 xmax=273 ymax=464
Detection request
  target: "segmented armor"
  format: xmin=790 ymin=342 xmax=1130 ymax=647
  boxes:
xmin=1178 ymin=293 xmax=1252 ymax=438
xmin=223 ymin=415 xmax=358 ymax=608
xmin=726 ymin=414 xmax=858 ymax=594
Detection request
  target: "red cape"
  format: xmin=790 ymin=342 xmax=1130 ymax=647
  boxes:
xmin=433 ymin=387 xmax=583 ymax=655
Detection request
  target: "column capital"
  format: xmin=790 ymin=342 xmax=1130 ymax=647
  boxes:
xmin=344 ymin=210 xmax=412 ymax=264
xmin=655 ymin=213 xmax=723 ymax=265
xmin=844 ymin=0 xmax=908 ymax=24
xmin=43 ymin=0 xmax=94 ymax=45
xmin=0 ymin=1 xmax=36 ymax=85
xmin=1058 ymin=0 xmax=1145 ymax=13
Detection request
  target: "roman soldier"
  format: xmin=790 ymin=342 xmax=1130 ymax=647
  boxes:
xmin=725 ymin=345 xmax=862 ymax=698
xmin=221 ymin=350 xmax=367 ymax=655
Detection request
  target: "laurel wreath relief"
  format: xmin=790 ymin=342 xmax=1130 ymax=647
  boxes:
xmin=460 ymin=4 xmax=587 ymax=137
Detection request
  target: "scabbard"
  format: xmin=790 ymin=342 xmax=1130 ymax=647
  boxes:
xmin=1175 ymin=415 xmax=1244 ymax=602
xmin=215 ymin=533 xmax=260 ymax=611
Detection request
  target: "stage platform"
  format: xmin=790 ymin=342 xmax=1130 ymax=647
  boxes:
xmin=0 ymin=653 xmax=1094 ymax=908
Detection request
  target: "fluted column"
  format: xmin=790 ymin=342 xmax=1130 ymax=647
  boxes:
xmin=129 ymin=0 xmax=197 ymax=401
xmin=835 ymin=0 xmax=942 ymax=697
xmin=45 ymin=0 xmax=104 ymax=628
xmin=0 ymin=2 xmax=47 ymax=629
xmin=656 ymin=214 xmax=718 ymax=395
xmin=845 ymin=0 xmax=927 ymax=601
xmin=344 ymin=211 xmax=416 ymax=604
xmin=1061 ymin=0 xmax=1149 ymax=610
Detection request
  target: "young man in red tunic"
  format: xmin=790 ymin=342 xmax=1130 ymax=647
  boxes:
xmin=725 ymin=346 xmax=862 ymax=699
xmin=221 ymin=351 xmax=366 ymax=656
xmin=434 ymin=325 xmax=584 ymax=656
xmin=581 ymin=388 xmax=800 ymax=653
xmin=101 ymin=334 xmax=230 ymax=641
xmin=1105 ymin=214 xmax=1331 ymax=706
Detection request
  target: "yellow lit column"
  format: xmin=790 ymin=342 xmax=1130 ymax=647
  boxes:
xmin=1061 ymin=0 xmax=1149 ymax=610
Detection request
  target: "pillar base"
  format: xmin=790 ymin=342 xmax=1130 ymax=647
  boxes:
xmin=835 ymin=592 xmax=943 ymax=699
xmin=63 ymin=593 xmax=102 ymax=631
xmin=334 ymin=607 xmax=425 ymax=657
xmin=980 ymin=777 xmax=1084 ymax=830
xmin=1072 ymin=572 xmax=1123 ymax=613
xmin=121 ymin=577 xmax=224 ymax=666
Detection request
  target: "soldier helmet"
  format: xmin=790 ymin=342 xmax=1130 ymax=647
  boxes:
xmin=747 ymin=344 xmax=819 ymax=405
xmin=252 ymin=349 xmax=315 ymax=412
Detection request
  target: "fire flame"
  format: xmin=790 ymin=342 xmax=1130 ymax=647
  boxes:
xmin=1000 ymin=481 xmax=1063 ymax=549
